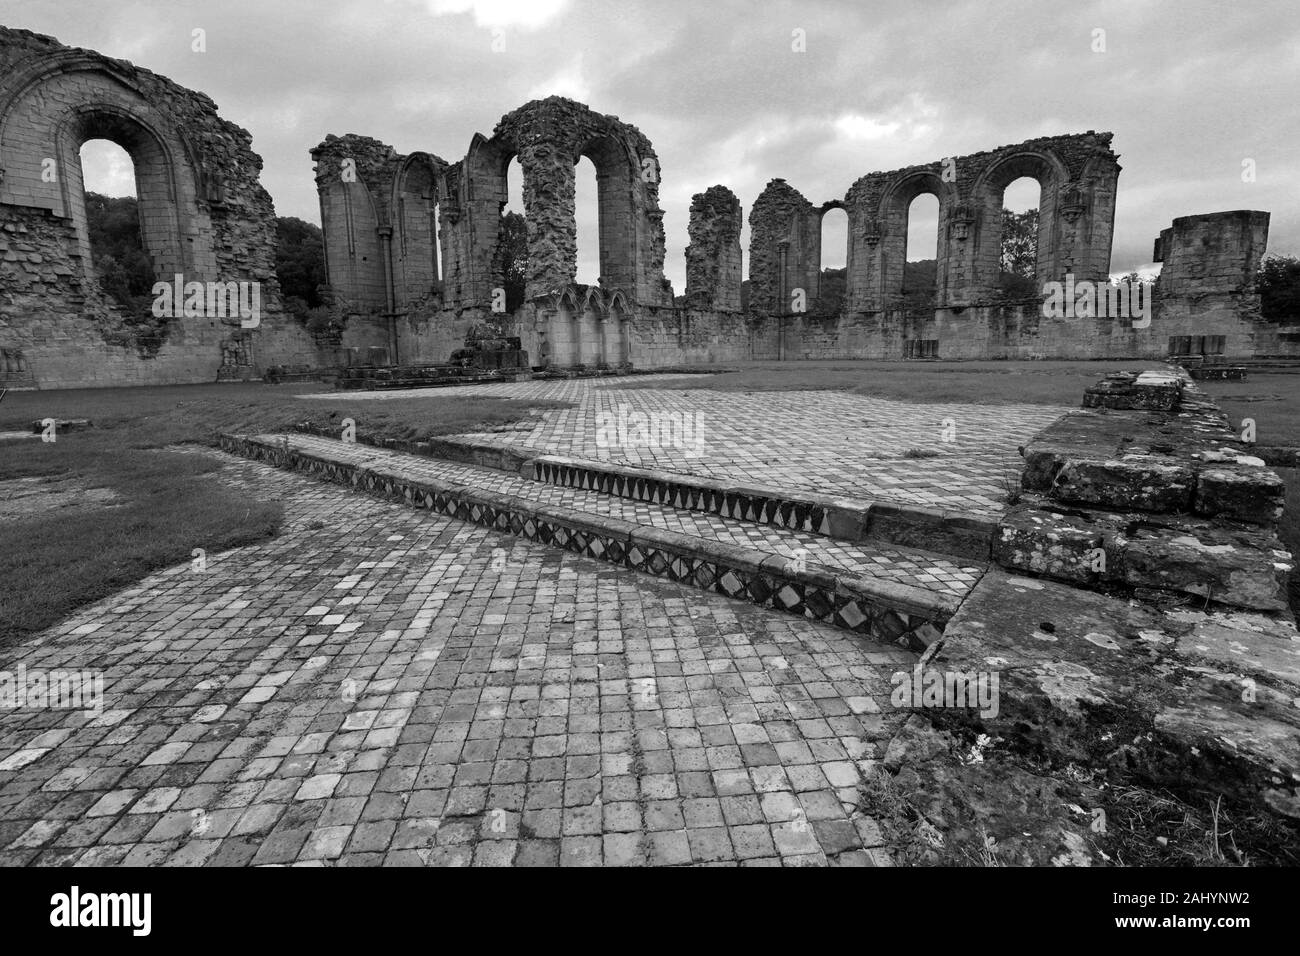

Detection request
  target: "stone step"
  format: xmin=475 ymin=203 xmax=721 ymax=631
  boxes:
xmin=519 ymin=454 xmax=995 ymax=562
xmin=220 ymin=432 xmax=986 ymax=648
xmin=290 ymin=423 xmax=997 ymax=562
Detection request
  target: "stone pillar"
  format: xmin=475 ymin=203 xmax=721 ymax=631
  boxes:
xmin=519 ymin=142 xmax=578 ymax=299
xmin=685 ymin=185 xmax=742 ymax=311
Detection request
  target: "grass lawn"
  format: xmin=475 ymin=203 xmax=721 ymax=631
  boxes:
xmin=1201 ymin=374 xmax=1300 ymax=615
xmin=644 ymin=359 xmax=1127 ymax=405
xmin=0 ymin=382 xmax=570 ymax=645
xmin=1201 ymin=371 xmax=1300 ymax=448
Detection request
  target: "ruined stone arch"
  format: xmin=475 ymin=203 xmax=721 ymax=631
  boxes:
xmin=576 ymin=132 xmax=643 ymax=295
xmin=0 ymin=27 xmax=317 ymax=388
xmin=0 ymin=53 xmax=219 ymax=290
xmin=815 ymin=199 xmax=850 ymax=304
xmin=61 ymin=103 xmax=195 ymax=285
xmin=461 ymin=131 xmax=515 ymax=309
xmin=971 ymin=149 xmax=1069 ymax=291
xmin=390 ymin=151 xmax=446 ymax=310
xmin=484 ymin=97 xmax=670 ymax=307
xmin=319 ymin=175 xmax=385 ymax=313
xmin=876 ymin=170 xmax=956 ymax=306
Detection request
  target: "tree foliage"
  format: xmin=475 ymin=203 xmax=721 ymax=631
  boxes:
xmin=275 ymin=216 xmax=326 ymax=316
xmin=84 ymin=192 xmax=155 ymax=312
xmin=1257 ymin=255 xmax=1300 ymax=323
xmin=997 ymin=207 xmax=1040 ymax=298
xmin=495 ymin=211 xmax=527 ymax=312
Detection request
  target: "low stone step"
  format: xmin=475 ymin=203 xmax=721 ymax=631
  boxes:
xmin=221 ymin=433 xmax=984 ymax=648
xmin=521 ymin=454 xmax=996 ymax=562
xmin=994 ymin=501 xmax=1293 ymax=612
xmin=289 ymin=422 xmax=996 ymax=562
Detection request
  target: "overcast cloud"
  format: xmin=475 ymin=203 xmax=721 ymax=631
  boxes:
xmin=4 ymin=0 xmax=1298 ymax=290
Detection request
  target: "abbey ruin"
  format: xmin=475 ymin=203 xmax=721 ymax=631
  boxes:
xmin=1 ymin=25 xmax=1295 ymax=389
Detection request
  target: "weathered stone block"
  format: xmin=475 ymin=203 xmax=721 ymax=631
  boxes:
xmin=1082 ymin=371 xmax=1183 ymax=411
xmin=936 ymin=568 xmax=1300 ymax=820
xmin=1051 ymin=455 xmax=1195 ymax=512
xmin=993 ymin=506 xmax=1106 ymax=584
xmin=1194 ymin=465 xmax=1286 ymax=525
xmin=1120 ymin=524 xmax=1292 ymax=611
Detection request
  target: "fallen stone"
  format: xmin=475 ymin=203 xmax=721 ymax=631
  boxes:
xmin=29 ymin=418 xmax=92 ymax=434
xmin=1194 ymin=464 xmax=1286 ymax=525
xmin=1051 ymin=455 xmax=1194 ymax=512
xmin=1119 ymin=522 xmax=1292 ymax=611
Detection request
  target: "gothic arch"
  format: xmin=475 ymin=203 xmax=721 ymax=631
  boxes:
xmin=0 ymin=56 xmax=219 ymax=287
xmin=971 ymin=149 xmax=1071 ymax=290
xmin=877 ymin=170 xmax=956 ymax=305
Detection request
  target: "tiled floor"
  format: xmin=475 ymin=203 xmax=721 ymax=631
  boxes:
xmin=0 ymin=450 xmax=912 ymax=867
xmin=301 ymin=377 xmax=1067 ymax=516
xmin=255 ymin=432 xmax=985 ymax=599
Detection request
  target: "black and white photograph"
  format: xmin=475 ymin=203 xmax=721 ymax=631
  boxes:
xmin=0 ymin=0 xmax=1293 ymax=934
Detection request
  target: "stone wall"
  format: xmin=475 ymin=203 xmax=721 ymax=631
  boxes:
xmin=0 ymin=26 xmax=321 ymax=389
xmin=6 ymin=35 xmax=1292 ymax=387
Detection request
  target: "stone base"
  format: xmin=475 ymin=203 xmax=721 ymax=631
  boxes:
xmin=935 ymin=568 xmax=1300 ymax=821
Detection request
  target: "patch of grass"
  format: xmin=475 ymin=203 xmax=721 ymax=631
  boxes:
xmin=1201 ymin=371 xmax=1300 ymax=447
xmin=0 ymin=437 xmax=280 ymax=645
xmin=0 ymin=382 xmax=570 ymax=645
xmin=1099 ymin=786 xmax=1298 ymax=867
xmin=639 ymin=359 xmax=1124 ymax=406
xmin=0 ymin=382 xmax=570 ymax=451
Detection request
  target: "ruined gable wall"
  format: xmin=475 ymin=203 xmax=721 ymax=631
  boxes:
xmin=0 ymin=27 xmax=321 ymax=387
xmin=747 ymin=179 xmax=817 ymax=315
xmin=311 ymin=134 xmax=398 ymax=315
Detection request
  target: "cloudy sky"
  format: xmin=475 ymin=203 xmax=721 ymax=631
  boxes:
xmin=5 ymin=0 xmax=1298 ymax=289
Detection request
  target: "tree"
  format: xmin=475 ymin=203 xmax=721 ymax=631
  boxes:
xmin=1000 ymin=207 xmax=1038 ymax=277
xmin=814 ymin=267 xmax=845 ymax=314
xmin=275 ymin=217 xmax=326 ymax=316
xmin=1257 ymin=255 xmax=1300 ymax=323
xmin=83 ymin=192 xmax=155 ymax=311
xmin=997 ymin=207 xmax=1040 ymax=299
xmin=901 ymin=259 xmax=937 ymax=312
xmin=495 ymin=211 xmax=527 ymax=312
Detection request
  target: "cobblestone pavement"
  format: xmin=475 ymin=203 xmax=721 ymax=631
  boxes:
xmin=259 ymin=432 xmax=985 ymax=598
xmin=304 ymin=377 xmax=1068 ymax=516
xmin=0 ymin=451 xmax=913 ymax=867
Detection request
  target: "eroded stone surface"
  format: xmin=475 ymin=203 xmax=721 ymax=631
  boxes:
xmin=936 ymin=569 xmax=1300 ymax=819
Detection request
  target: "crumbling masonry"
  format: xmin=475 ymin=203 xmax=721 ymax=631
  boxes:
xmin=1 ymin=28 xmax=1296 ymax=389
xmin=0 ymin=27 xmax=319 ymax=389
